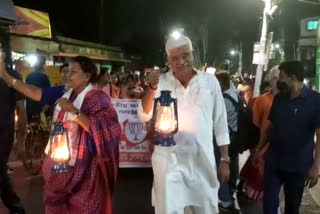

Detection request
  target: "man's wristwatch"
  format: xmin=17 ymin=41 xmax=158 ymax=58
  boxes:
xmin=220 ymin=157 xmax=231 ymax=164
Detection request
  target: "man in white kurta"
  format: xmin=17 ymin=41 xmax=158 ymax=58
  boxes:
xmin=138 ymin=35 xmax=230 ymax=214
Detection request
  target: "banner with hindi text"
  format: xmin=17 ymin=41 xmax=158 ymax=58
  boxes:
xmin=111 ymin=99 xmax=152 ymax=168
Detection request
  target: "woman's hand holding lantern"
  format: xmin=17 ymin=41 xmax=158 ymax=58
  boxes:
xmin=58 ymin=98 xmax=78 ymax=115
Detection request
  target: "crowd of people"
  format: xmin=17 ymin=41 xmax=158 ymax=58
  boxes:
xmin=215 ymin=61 xmax=320 ymax=214
xmin=0 ymin=32 xmax=319 ymax=214
xmin=95 ymin=69 xmax=147 ymax=99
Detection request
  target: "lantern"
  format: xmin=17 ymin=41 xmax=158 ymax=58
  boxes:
xmin=14 ymin=109 xmax=18 ymax=130
xmin=151 ymin=90 xmax=178 ymax=146
xmin=49 ymin=122 xmax=70 ymax=173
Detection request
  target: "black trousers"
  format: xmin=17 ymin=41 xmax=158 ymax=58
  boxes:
xmin=263 ymin=160 xmax=306 ymax=214
xmin=0 ymin=126 xmax=21 ymax=209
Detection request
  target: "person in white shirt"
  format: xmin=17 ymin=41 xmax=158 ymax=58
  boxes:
xmin=137 ymin=34 xmax=230 ymax=214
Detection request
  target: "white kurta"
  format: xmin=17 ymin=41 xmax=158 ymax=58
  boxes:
xmin=138 ymin=70 xmax=230 ymax=214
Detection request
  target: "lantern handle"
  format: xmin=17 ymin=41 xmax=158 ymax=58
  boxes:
xmin=48 ymin=128 xmax=54 ymax=156
xmin=173 ymin=98 xmax=179 ymax=134
xmin=65 ymin=129 xmax=71 ymax=162
xmin=62 ymin=112 xmax=68 ymax=122
xmin=151 ymin=97 xmax=160 ymax=132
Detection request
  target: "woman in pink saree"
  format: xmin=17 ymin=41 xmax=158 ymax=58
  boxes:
xmin=42 ymin=56 xmax=121 ymax=214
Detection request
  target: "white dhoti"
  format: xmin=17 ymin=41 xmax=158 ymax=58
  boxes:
xmin=151 ymin=145 xmax=219 ymax=214
xmin=164 ymin=206 xmax=217 ymax=214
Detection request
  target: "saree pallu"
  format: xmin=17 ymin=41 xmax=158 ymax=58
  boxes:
xmin=43 ymin=90 xmax=121 ymax=214
xmin=239 ymin=144 xmax=269 ymax=201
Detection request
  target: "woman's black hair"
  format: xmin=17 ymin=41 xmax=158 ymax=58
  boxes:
xmin=71 ymin=56 xmax=97 ymax=83
xmin=100 ymin=68 xmax=109 ymax=76
xmin=60 ymin=63 xmax=68 ymax=72
xmin=126 ymin=74 xmax=137 ymax=82
xmin=260 ymin=81 xmax=271 ymax=93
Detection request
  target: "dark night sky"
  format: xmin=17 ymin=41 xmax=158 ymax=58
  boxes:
xmin=11 ymin=0 xmax=320 ymax=69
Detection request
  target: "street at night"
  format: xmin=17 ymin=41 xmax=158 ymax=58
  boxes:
xmin=0 ymin=161 xmax=319 ymax=213
xmin=1 ymin=0 xmax=320 ymax=213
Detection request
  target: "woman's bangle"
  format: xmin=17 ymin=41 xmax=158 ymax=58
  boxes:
xmin=73 ymin=109 xmax=81 ymax=117
xmin=71 ymin=109 xmax=81 ymax=122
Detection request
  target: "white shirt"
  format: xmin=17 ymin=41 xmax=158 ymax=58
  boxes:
xmin=138 ymin=70 xmax=229 ymax=214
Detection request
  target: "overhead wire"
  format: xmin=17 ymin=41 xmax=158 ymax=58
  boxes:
xmin=297 ymin=0 xmax=320 ymax=5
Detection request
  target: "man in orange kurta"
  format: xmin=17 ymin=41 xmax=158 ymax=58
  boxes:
xmin=253 ymin=66 xmax=280 ymax=135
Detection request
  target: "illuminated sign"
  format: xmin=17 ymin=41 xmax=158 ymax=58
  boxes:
xmin=307 ymin=20 xmax=318 ymax=31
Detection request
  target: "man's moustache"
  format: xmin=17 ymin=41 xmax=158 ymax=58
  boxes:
xmin=177 ymin=63 xmax=190 ymax=69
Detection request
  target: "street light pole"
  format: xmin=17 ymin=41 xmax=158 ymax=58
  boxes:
xmin=253 ymin=0 xmax=272 ymax=97
xmin=238 ymin=41 xmax=243 ymax=74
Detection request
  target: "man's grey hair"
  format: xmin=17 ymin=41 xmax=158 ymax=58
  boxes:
xmin=165 ymin=35 xmax=193 ymax=56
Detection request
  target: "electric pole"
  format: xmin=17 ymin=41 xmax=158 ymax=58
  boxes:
xmin=253 ymin=0 xmax=272 ymax=97
xmin=253 ymin=0 xmax=278 ymax=97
